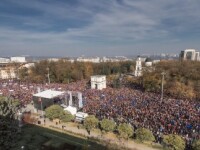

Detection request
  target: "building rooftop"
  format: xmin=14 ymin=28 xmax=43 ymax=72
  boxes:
xmin=33 ymin=90 xmax=64 ymax=99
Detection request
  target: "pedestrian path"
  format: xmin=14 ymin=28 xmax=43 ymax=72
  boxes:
xmin=37 ymin=118 xmax=157 ymax=150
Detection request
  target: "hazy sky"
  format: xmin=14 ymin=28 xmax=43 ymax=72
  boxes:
xmin=0 ymin=0 xmax=200 ymax=57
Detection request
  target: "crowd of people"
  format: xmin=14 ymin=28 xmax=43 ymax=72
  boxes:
xmin=0 ymin=79 xmax=199 ymax=146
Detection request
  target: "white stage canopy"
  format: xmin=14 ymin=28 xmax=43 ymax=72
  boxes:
xmin=33 ymin=90 xmax=65 ymax=99
xmin=64 ymin=106 xmax=77 ymax=115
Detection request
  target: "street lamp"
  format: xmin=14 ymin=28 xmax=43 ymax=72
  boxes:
xmin=47 ymin=67 xmax=50 ymax=84
xmin=161 ymin=72 xmax=166 ymax=102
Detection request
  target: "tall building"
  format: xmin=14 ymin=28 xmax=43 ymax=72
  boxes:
xmin=180 ymin=49 xmax=200 ymax=61
xmin=134 ymin=56 xmax=142 ymax=77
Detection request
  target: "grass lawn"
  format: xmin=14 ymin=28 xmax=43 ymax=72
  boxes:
xmin=12 ymin=124 xmax=106 ymax=150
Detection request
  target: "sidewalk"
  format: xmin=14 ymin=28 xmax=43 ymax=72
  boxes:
xmin=37 ymin=118 xmax=157 ymax=150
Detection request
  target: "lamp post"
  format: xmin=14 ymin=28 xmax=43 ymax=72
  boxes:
xmin=161 ymin=72 xmax=166 ymax=102
xmin=47 ymin=67 xmax=50 ymax=84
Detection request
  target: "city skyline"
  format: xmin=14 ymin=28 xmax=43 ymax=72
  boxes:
xmin=0 ymin=0 xmax=200 ymax=57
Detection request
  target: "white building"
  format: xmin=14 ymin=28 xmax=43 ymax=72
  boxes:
xmin=11 ymin=57 xmax=26 ymax=63
xmin=0 ymin=69 xmax=17 ymax=79
xmin=77 ymin=57 xmax=100 ymax=63
xmin=91 ymin=75 xmax=106 ymax=90
xmin=134 ymin=56 xmax=142 ymax=77
xmin=145 ymin=58 xmax=153 ymax=67
xmin=180 ymin=49 xmax=200 ymax=61
xmin=0 ymin=70 xmax=9 ymax=79
xmin=0 ymin=58 xmax=10 ymax=63
xmin=10 ymin=69 xmax=17 ymax=78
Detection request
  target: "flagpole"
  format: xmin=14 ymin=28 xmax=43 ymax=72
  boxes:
xmin=41 ymin=99 xmax=43 ymax=117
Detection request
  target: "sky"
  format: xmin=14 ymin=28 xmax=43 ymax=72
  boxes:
xmin=0 ymin=0 xmax=200 ymax=57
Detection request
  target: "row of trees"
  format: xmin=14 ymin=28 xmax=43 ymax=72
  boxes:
xmin=137 ymin=60 xmax=200 ymax=100
xmin=18 ymin=59 xmax=200 ymax=100
xmin=83 ymin=116 xmax=188 ymax=150
xmin=19 ymin=60 xmax=135 ymax=83
xmin=43 ymin=105 xmax=200 ymax=150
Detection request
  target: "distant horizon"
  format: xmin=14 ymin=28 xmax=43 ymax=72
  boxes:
xmin=0 ymin=0 xmax=200 ymax=56
xmin=0 ymin=52 xmax=180 ymax=58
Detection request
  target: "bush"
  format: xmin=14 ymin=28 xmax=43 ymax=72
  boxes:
xmin=163 ymin=134 xmax=185 ymax=150
xmin=135 ymin=128 xmax=155 ymax=142
xmin=45 ymin=105 xmax=63 ymax=120
xmin=117 ymin=123 xmax=133 ymax=139
xmin=59 ymin=110 xmax=74 ymax=122
xmin=192 ymin=139 xmax=200 ymax=150
xmin=84 ymin=115 xmax=99 ymax=134
xmin=100 ymin=119 xmax=116 ymax=132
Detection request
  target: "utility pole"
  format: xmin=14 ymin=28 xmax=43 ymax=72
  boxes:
xmin=47 ymin=67 xmax=50 ymax=84
xmin=161 ymin=72 xmax=166 ymax=102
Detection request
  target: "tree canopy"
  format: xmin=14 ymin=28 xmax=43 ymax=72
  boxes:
xmin=45 ymin=105 xmax=63 ymax=120
xmin=117 ymin=123 xmax=133 ymax=139
xmin=135 ymin=128 xmax=155 ymax=142
xmin=0 ymin=97 xmax=20 ymax=149
xmin=100 ymin=119 xmax=116 ymax=132
xmin=192 ymin=139 xmax=200 ymax=150
xmin=84 ymin=115 xmax=99 ymax=134
xmin=20 ymin=60 xmax=135 ymax=83
xmin=163 ymin=134 xmax=185 ymax=150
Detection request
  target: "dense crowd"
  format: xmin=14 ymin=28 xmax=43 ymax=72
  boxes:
xmin=0 ymin=79 xmax=199 ymax=145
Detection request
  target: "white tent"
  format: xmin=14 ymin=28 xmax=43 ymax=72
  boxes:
xmin=64 ymin=106 xmax=77 ymax=115
xmin=33 ymin=90 xmax=64 ymax=99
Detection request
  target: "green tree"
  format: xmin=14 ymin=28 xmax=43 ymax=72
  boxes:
xmin=100 ymin=119 xmax=116 ymax=132
xmin=135 ymin=128 xmax=155 ymax=142
xmin=117 ymin=123 xmax=133 ymax=140
xmin=163 ymin=134 xmax=185 ymax=150
xmin=192 ymin=139 xmax=200 ymax=150
xmin=45 ymin=105 xmax=63 ymax=120
xmin=84 ymin=115 xmax=99 ymax=135
xmin=0 ymin=97 xmax=20 ymax=150
xmin=59 ymin=110 xmax=74 ymax=123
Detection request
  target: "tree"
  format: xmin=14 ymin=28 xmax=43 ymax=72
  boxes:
xmin=117 ymin=123 xmax=133 ymax=140
xmin=45 ymin=105 xmax=63 ymax=120
xmin=59 ymin=110 xmax=74 ymax=123
xmin=142 ymin=73 xmax=161 ymax=92
xmin=0 ymin=97 xmax=20 ymax=149
xmin=167 ymin=81 xmax=195 ymax=99
xmin=84 ymin=115 xmax=99 ymax=135
xmin=19 ymin=67 xmax=29 ymax=80
xmin=135 ymin=128 xmax=155 ymax=142
xmin=192 ymin=139 xmax=200 ymax=150
xmin=100 ymin=119 xmax=116 ymax=132
xmin=163 ymin=134 xmax=185 ymax=150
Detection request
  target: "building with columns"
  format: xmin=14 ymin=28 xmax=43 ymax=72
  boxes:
xmin=91 ymin=75 xmax=106 ymax=90
xmin=180 ymin=49 xmax=200 ymax=61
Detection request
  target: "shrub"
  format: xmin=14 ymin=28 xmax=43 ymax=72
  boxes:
xmin=135 ymin=128 xmax=155 ymax=142
xmin=117 ymin=123 xmax=133 ymax=139
xmin=192 ymin=139 xmax=200 ymax=150
xmin=163 ymin=134 xmax=185 ymax=150
xmin=100 ymin=119 xmax=116 ymax=132
xmin=84 ymin=115 xmax=99 ymax=134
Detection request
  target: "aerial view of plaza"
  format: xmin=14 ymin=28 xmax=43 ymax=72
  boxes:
xmin=0 ymin=0 xmax=200 ymax=150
